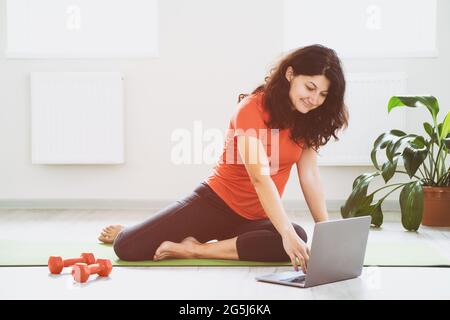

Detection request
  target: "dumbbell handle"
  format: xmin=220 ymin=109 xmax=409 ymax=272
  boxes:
xmin=72 ymin=259 xmax=112 ymax=283
xmin=63 ymin=257 xmax=88 ymax=267
xmin=85 ymin=263 xmax=104 ymax=275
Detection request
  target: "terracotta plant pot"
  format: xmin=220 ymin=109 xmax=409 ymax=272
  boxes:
xmin=422 ymin=186 xmax=450 ymax=227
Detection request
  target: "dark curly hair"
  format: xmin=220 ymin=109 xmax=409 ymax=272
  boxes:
xmin=239 ymin=44 xmax=349 ymax=152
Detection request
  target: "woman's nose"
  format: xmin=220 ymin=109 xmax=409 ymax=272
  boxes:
xmin=309 ymin=94 xmax=320 ymax=106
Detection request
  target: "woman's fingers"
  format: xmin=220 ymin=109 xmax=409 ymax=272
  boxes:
xmin=295 ymin=249 xmax=309 ymax=273
xmin=298 ymin=244 xmax=310 ymax=261
xmin=296 ymin=255 xmax=306 ymax=274
xmin=290 ymin=255 xmax=299 ymax=272
xmin=302 ymin=258 xmax=307 ymax=274
xmin=291 ymin=253 xmax=307 ymax=274
xmin=283 ymin=234 xmax=311 ymax=273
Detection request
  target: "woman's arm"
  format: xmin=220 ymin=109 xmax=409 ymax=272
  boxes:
xmin=237 ymin=135 xmax=309 ymax=272
xmin=236 ymin=135 xmax=295 ymax=235
xmin=296 ymin=147 xmax=329 ymax=223
xmin=253 ymin=176 xmax=297 ymax=235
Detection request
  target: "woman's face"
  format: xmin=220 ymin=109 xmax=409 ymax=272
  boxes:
xmin=285 ymin=66 xmax=330 ymax=114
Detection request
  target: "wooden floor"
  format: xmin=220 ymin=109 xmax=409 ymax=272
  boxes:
xmin=1 ymin=209 xmax=450 ymax=300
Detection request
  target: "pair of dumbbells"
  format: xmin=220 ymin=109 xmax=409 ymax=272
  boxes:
xmin=48 ymin=253 xmax=113 ymax=283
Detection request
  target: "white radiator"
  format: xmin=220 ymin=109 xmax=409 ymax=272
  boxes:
xmin=318 ymin=72 xmax=407 ymax=166
xmin=31 ymin=72 xmax=124 ymax=164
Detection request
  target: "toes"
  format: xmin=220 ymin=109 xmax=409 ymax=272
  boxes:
xmin=155 ymin=242 xmax=171 ymax=257
xmin=154 ymin=253 xmax=170 ymax=261
xmin=98 ymin=236 xmax=112 ymax=244
xmin=154 ymin=253 xmax=164 ymax=261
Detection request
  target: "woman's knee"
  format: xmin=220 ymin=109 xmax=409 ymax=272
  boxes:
xmin=112 ymin=229 xmax=162 ymax=261
xmin=112 ymin=231 xmax=135 ymax=261
xmin=292 ymin=223 xmax=308 ymax=243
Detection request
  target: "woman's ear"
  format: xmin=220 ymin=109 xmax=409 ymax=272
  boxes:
xmin=285 ymin=66 xmax=294 ymax=82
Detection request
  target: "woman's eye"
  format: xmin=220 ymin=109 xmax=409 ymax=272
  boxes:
xmin=306 ymin=86 xmax=314 ymax=91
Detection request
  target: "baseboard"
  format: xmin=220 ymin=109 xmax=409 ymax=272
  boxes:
xmin=283 ymin=200 xmax=400 ymax=212
xmin=0 ymin=199 xmax=401 ymax=212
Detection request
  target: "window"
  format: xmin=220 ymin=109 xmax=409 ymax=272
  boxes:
xmin=6 ymin=0 xmax=159 ymax=58
xmin=283 ymin=0 xmax=437 ymax=58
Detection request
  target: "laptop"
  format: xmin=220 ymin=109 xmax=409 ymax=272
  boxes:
xmin=255 ymin=216 xmax=371 ymax=288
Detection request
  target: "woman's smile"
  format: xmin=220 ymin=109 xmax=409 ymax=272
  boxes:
xmin=301 ymin=99 xmax=314 ymax=109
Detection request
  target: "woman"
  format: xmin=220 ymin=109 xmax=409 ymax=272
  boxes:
xmin=98 ymin=44 xmax=348 ymax=273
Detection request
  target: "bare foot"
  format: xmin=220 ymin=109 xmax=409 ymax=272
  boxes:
xmin=153 ymin=236 xmax=202 ymax=261
xmin=98 ymin=225 xmax=124 ymax=244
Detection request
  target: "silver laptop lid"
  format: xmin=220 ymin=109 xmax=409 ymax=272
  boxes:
xmin=304 ymin=216 xmax=371 ymax=287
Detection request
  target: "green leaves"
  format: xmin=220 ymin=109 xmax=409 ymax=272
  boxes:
xmin=355 ymin=200 xmax=383 ymax=228
xmin=423 ymin=122 xmax=434 ymax=138
xmin=381 ymin=155 xmax=398 ymax=183
xmin=341 ymin=172 xmax=381 ymax=224
xmin=387 ymin=134 xmax=418 ymax=162
xmin=370 ymin=130 xmax=426 ymax=183
xmin=440 ymin=111 xmax=450 ymax=140
xmin=399 ymin=181 xmax=424 ymax=231
xmin=443 ymin=134 xmax=450 ymax=151
xmin=367 ymin=201 xmax=383 ymax=227
xmin=371 ymin=130 xmax=406 ymax=171
xmin=388 ymin=96 xmax=439 ymax=124
xmin=402 ymin=136 xmax=428 ymax=178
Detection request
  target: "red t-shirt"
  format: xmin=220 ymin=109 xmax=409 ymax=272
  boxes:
xmin=204 ymin=92 xmax=304 ymax=220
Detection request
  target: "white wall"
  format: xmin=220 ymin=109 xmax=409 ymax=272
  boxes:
xmin=0 ymin=0 xmax=449 ymax=207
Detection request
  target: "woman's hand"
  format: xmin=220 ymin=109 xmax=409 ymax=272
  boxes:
xmin=281 ymin=230 xmax=310 ymax=274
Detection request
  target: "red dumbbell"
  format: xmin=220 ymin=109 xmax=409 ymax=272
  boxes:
xmin=48 ymin=253 xmax=96 ymax=274
xmin=71 ymin=258 xmax=113 ymax=283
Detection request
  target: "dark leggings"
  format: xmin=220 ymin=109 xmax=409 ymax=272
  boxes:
xmin=113 ymin=182 xmax=307 ymax=262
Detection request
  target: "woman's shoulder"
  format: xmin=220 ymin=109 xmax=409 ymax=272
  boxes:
xmin=232 ymin=92 xmax=269 ymax=129
xmin=236 ymin=92 xmax=265 ymax=116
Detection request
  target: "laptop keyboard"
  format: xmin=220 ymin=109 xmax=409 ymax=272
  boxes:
xmin=285 ymin=275 xmax=306 ymax=283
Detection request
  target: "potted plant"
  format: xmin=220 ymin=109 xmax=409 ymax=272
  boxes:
xmin=341 ymin=96 xmax=450 ymax=231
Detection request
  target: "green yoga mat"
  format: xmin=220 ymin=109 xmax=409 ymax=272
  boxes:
xmin=0 ymin=239 xmax=449 ymax=267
